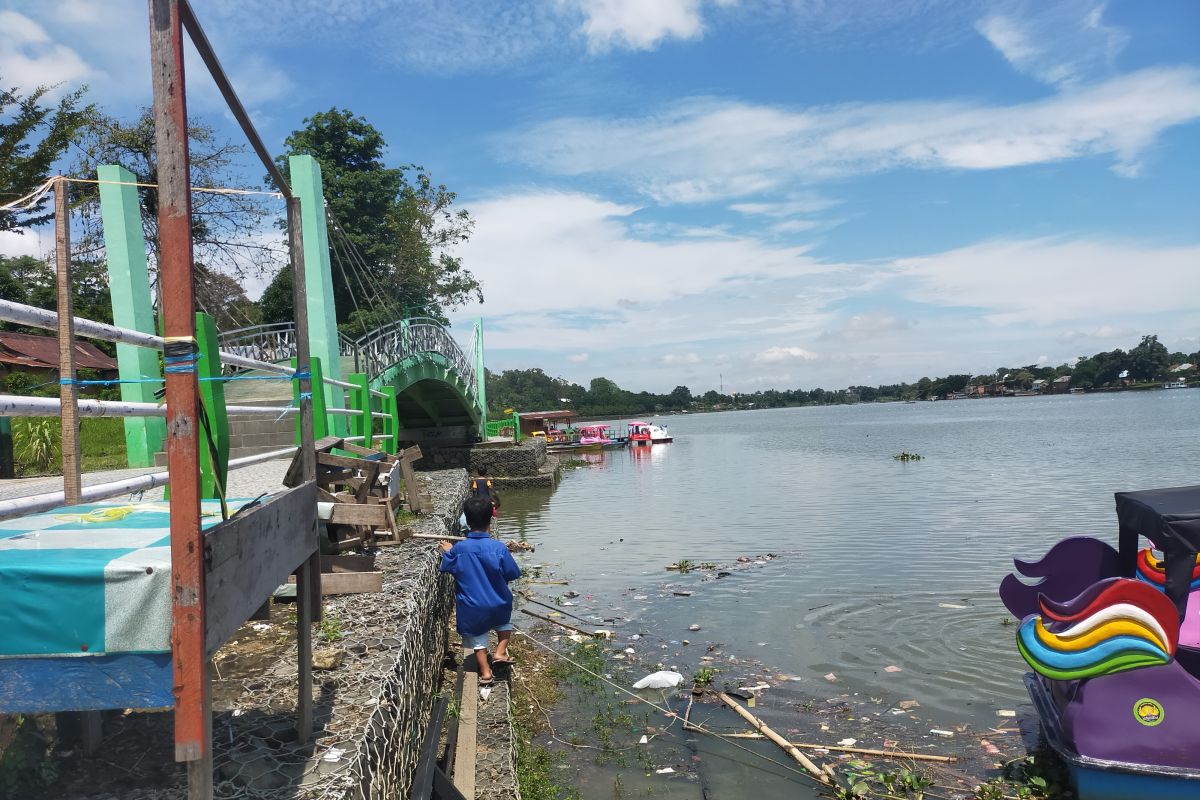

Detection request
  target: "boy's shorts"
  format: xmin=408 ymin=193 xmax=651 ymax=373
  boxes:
xmin=462 ymin=623 xmax=513 ymax=651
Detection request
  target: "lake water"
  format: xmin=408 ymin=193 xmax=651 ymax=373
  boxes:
xmin=499 ymin=391 xmax=1200 ymax=797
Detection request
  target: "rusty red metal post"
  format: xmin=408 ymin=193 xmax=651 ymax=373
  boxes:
xmin=148 ymin=0 xmax=210 ymax=791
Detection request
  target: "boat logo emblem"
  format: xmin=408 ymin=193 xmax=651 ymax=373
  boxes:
xmin=1133 ymin=697 xmax=1165 ymax=727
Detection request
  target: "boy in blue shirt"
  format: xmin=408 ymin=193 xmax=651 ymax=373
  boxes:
xmin=439 ymin=495 xmax=521 ymax=684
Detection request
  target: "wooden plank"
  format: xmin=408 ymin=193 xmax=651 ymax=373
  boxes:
xmin=341 ymin=441 xmax=390 ymax=459
xmin=327 ymin=503 xmax=389 ymax=527
xmin=204 ymin=482 xmax=318 ymax=658
xmin=453 ymin=671 xmax=479 ymax=798
xmin=318 ymin=452 xmax=375 ymax=470
xmin=287 ymin=571 xmax=383 ymax=595
xmin=54 ymin=177 xmax=81 ymax=505
xmin=355 ymin=460 xmax=381 ymax=503
xmin=320 ymin=554 xmax=376 ymax=572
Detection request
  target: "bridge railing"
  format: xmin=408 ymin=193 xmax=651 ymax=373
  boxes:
xmin=351 ymin=317 xmax=478 ymax=405
xmin=218 ymin=323 xmax=360 ymax=376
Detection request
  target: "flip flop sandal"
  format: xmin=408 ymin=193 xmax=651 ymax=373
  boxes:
xmin=478 ymin=675 xmax=496 ymax=686
xmin=492 ymin=657 xmax=516 ymax=666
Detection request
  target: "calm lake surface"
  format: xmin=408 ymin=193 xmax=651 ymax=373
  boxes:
xmin=500 ymin=391 xmax=1200 ymax=797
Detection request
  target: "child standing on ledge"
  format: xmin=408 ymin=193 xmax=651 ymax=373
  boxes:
xmin=439 ymin=495 xmax=521 ymax=685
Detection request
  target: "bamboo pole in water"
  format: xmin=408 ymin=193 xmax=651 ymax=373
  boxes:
xmin=719 ymin=732 xmax=955 ymax=762
xmin=717 ymin=692 xmax=829 ymax=784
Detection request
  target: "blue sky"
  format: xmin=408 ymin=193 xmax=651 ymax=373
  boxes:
xmin=2 ymin=0 xmax=1199 ymax=392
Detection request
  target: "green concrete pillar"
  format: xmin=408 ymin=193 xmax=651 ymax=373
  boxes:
xmin=288 ymin=154 xmax=346 ymax=434
xmin=293 ymin=356 xmax=328 ymax=444
xmin=98 ymin=164 xmax=165 ymax=466
xmin=195 ymin=313 xmax=228 ymax=500
xmin=348 ymin=373 xmax=371 ymax=449
xmin=474 ymin=318 xmax=487 ymax=429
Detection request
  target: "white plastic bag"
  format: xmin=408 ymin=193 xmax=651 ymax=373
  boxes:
xmin=632 ymin=670 xmax=684 ymax=690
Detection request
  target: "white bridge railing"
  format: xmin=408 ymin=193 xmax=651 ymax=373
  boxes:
xmin=218 ymin=318 xmax=478 ymax=405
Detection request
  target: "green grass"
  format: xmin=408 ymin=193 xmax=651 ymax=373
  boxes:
xmin=11 ymin=417 xmax=129 ymax=477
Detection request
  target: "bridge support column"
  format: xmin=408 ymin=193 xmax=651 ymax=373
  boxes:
xmin=474 ymin=318 xmax=487 ymax=431
xmin=289 ymin=154 xmax=346 ymax=434
xmin=98 ymin=164 xmax=165 ymax=467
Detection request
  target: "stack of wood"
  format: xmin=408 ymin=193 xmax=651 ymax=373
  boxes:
xmin=283 ymin=436 xmax=432 ymax=552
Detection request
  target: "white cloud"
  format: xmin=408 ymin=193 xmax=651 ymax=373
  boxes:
xmin=457 ymin=189 xmax=834 ymax=316
xmin=568 ymin=352 xmax=589 ymax=362
xmin=755 ymin=346 xmax=818 ymax=364
xmin=573 ymin=0 xmax=705 ymax=52
xmin=0 ymin=228 xmax=50 ymax=259
xmin=1059 ymin=325 xmax=1135 ymax=343
xmin=821 ymin=313 xmax=913 ymax=342
xmin=660 ymin=352 xmax=701 ymax=364
xmin=977 ymin=1 xmax=1129 ymax=88
xmin=895 ymin=237 xmax=1200 ymax=324
xmin=0 ymin=10 xmax=93 ymax=92
xmin=506 ymin=67 xmax=1200 ymax=202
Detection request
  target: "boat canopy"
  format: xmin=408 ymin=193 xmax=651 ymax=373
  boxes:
xmin=580 ymin=425 xmax=607 ymax=432
xmin=1116 ymin=485 xmax=1200 ymax=614
xmin=627 ymin=421 xmax=649 ymax=426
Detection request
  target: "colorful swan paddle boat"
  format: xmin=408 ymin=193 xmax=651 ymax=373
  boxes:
xmin=999 ymin=485 xmax=1200 ymax=799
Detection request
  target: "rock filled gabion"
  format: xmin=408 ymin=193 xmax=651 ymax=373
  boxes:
xmin=79 ymin=469 xmax=468 ymax=800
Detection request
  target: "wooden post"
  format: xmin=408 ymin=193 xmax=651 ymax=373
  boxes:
xmin=148 ymin=1 xmax=210 ymax=794
xmin=55 ymin=176 xmax=81 ymax=505
xmin=287 ymin=194 xmax=319 ymax=742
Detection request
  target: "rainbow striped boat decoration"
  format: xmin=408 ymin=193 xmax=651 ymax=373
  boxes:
xmin=1017 ymin=578 xmax=1178 ymax=681
xmin=1135 ymin=549 xmax=1200 ymax=593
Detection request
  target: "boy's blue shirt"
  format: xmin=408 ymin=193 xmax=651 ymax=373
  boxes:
xmin=439 ymin=530 xmax=521 ymax=637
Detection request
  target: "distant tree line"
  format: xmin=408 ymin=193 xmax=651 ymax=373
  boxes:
xmin=488 ymin=334 xmax=1199 ymax=416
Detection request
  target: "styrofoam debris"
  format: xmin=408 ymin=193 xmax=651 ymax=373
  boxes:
xmin=837 ymin=738 xmax=857 ymax=746
xmin=323 ymin=747 xmax=346 ymax=762
xmin=655 ymin=767 xmax=675 ymax=774
xmin=996 ymin=709 xmax=1016 ymax=717
xmin=639 ymin=735 xmax=649 ymax=744
xmin=930 ymin=729 xmax=954 ymax=737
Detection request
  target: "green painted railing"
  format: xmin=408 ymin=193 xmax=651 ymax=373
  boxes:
xmin=483 ymin=412 xmax=520 ymax=441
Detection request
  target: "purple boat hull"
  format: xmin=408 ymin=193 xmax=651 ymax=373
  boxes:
xmin=1026 ymin=660 xmax=1200 ymax=799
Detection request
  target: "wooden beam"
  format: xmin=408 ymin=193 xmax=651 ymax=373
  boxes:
xmin=326 ymin=503 xmax=389 ymax=527
xmin=452 ymin=671 xmax=478 ymax=798
xmin=287 ymin=571 xmax=383 ymax=595
xmin=149 ymin=0 xmax=209 ymax=781
xmin=204 ymin=483 xmax=318 ymax=657
xmin=54 ymin=177 xmax=81 ymax=505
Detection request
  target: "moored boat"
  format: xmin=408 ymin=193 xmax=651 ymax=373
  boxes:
xmin=628 ymin=420 xmax=672 ymax=445
xmin=999 ymin=486 xmax=1200 ymax=799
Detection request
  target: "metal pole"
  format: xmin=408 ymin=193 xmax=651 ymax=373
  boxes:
xmin=287 ymin=195 xmax=318 ymax=742
xmin=54 ymin=177 xmax=82 ymax=505
xmin=148 ymin=0 xmax=210 ymax=794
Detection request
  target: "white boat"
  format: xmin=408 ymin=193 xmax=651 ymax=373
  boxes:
xmin=628 ymin=420 xmax=673 ymax=445
xmin=1163 ymin=380 xmax=1188 ymax=389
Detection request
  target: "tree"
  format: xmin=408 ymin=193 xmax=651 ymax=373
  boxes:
xmin=667 ymin=385 xmax=692 ymax=408
xmin=1128 ymin=334 xmax=1169 ymax=382
xmin=70 ymin=108 xmax=277 ymax=298
xmin=1 ymin=82 xmax=92 ymax=233
xmin=277 ymin=108 xmax=480 ymax=329
xmin=259 ymin=265 xmax=294 ymax=324
xmin=0 ymin=254 xmax=112 ymax=342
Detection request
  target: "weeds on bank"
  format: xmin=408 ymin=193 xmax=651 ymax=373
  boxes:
xmin=318 ymin=615 xmax=343 ymax=643
xmin=833 ymin=761 xmax=933 ymax=799
xmin=975 ymin=751 xmax=1074 ymax=799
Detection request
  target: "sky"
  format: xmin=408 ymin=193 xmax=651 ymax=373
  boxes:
xmin=2 ymin=0 xmax=1199 ymax=393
